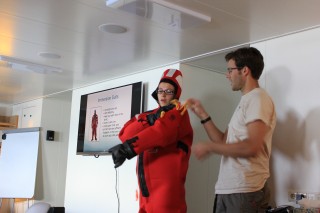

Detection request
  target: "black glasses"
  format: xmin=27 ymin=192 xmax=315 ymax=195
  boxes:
xmin=157 ymin=89 xmax=175 ymax=95
xmin=227 ymin=67 xmax=243 ymax=74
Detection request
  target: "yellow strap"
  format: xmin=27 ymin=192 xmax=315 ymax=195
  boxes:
xmin=160 ymin=111 xmax=166 ymax=118
xmin=169 ymin=99 xmax=189 ymax=116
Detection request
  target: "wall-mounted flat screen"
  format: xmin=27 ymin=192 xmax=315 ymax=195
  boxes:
xmin=76 ymin=82 xmax=143 ymax=155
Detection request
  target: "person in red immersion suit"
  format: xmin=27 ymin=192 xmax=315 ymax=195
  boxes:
xmin=109 ymin=69 xmax=193 ymax=213
xmin=91 ymin=110 xmax=98 ymax=141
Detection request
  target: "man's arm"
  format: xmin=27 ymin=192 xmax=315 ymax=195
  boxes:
xmin=201 ymin=118 xmax=227 ymax=144
xmin=193 ymin=120 xmax=269 ymax=160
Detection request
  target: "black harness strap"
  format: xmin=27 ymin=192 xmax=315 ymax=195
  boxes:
xmin=177 ymin=141 xmax=188 ymax=154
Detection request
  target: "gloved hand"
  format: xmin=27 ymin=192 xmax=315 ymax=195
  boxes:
xmin=146 ymin=103 xmax=175 ymax=126
xmin=108 ymin=138 xmax=137 ymax=168
xmin=108 ymin=144 xmax=126 ymax=168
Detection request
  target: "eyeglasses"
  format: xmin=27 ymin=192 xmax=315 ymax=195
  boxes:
xmin=227 ymin=67 xmax=243 ymax=74
xmin=157 ymin=89 xmax=175 ymax=95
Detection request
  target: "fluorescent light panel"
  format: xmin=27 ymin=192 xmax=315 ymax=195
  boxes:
xmin=0 ymin=55 xmax=62 ymax=74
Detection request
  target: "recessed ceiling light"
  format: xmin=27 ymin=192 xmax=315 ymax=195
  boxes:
xmin=98 ymin=24 xmax=127 ymax=34
xmin=38 ymin=52 xmax=61 ymax=59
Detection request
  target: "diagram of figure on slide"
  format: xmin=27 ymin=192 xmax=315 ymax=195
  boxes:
xmin=90 ymin=108 xmax=101 ymax=141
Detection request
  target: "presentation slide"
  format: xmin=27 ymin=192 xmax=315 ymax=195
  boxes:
xmin=83 ymin=85 xmax=132 ymax=152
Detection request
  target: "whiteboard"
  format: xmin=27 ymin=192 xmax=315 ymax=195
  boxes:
xmin=0 ymin=127 xmax=40 ymax=198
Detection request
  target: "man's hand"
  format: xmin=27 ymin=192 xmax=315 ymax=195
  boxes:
xmin=185 ymin=98 xmax=209 ymax=120
xmin=192 ymin=142 xmax=212 ymax=161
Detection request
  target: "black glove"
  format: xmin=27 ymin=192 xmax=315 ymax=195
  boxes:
xmin=108 ymin=137 xmax=137 ymax=168
xmin=146 ymin=104 xmax=175 ymax=126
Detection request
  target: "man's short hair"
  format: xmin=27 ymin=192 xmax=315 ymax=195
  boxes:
xmin=225 ymin=47 xmax=264 ymax=80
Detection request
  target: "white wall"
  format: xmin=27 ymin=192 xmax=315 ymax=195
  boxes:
xmin=254 ymin=27 xmax=320 ymax=206
xmin=12 ymin=99 xmax=43 ymax=128
xmin=0 ymin=104 xmax=12 ymax=116
xmin=181 ymin=65 xmax=240 ymax=213
xmin=64 ymin=65 xmax=179 ymax=213
xmin=33 ymin=91 xmax=72 ymax=206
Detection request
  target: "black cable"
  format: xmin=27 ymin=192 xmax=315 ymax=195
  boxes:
xmin=115 ymin=168 xmax=120 ymax=213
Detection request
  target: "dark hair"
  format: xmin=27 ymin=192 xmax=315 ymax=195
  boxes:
xmin=159 ymin=78 xmax=178 ymax=95
xmin=225 ymin=47 xmax=264 ymax=80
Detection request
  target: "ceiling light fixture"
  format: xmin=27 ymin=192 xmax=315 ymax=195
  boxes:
xmin=0 ymin=55 xmax=62 ymax=74
xmin=105 ymin=0 xmax=211 ymax=30
xmin=38 ymin=52 xmax=61 ymax=59
xmin=152 ymin=0 xmax=211 ymax=22
xmin=98 ymin=24 xmax=127 ymax=34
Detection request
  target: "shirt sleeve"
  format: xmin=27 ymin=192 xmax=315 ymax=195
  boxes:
xmin=244 ymin=90 xmax=275 ymax=127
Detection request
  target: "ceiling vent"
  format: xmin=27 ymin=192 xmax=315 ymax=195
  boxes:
xmin=106 ymin=0 xmax=211 ymax=30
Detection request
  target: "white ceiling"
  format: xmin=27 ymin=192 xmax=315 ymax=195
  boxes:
xmin=1 ymin=0 xmax=320 ymax=105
